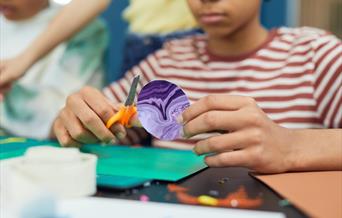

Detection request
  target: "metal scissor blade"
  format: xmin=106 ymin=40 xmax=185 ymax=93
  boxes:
xmin=124 ymin=75 xmax=140 ymax=106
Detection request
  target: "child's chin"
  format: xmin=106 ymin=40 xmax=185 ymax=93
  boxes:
xmin=3 ymin=13 xmax=32 ymax=21
xmin=1 ymin=8 xmax=17 ymax=20
xmin=3 ymin=13 xmax=21 ymax=21
xmin=201 ymin=23 xmax=234 ymax=36
xmin=206 ymin=28 xmax=235 ymax=38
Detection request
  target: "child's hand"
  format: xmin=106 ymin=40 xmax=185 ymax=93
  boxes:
xmin=52 ymin=86 xmax=141 ymax=147
xmin=180 ymin=95 xmax=296 ymax=174
xmin=0 ymin=56 xmax=32 ymax=87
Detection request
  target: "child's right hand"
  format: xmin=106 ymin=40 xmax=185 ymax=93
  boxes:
xmin=52 ymin=86 xmax=140 ymax=147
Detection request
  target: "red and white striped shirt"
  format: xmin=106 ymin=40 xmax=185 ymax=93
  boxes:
xmin=103 ymin=27 xmax=342 ymax=149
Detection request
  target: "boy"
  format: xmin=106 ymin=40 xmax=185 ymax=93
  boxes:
xmin=0 ymin=0 xmax=107 ymax=138
xmin=52 ymin=0 xmax=341 ymax=173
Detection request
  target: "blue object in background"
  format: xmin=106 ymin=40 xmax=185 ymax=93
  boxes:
xmin=120 ymin=29 xmax=203 ymax=75
xmin=101 ymin=0 xmax=129 ymax=84
xmin=261 ymin=0 xmax=288 ymax=29
xmin=101 ymin=0 xmax=293 ymax=83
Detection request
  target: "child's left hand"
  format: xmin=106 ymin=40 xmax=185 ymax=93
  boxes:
xmin=180 ymin=95 xmax=296 ymax=174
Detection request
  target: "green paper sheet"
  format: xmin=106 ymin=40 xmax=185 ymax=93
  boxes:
xmin=96 ymin=174 xmax=150 ymax=189
xmin=81 ymin=144 xmax=206 ymax=181
xmin=0 ymin=137 xmax=207 ymax=183
xmin=0 ymin=137 xmax=59 ymax=160
xmin=0 ymin=137 xmax=153 ymax=188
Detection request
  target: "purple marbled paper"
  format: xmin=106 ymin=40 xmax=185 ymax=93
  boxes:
xmin=137 ymin=80 xmax=190 ymax=141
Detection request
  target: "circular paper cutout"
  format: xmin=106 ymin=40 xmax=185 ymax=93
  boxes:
xmin=137 ymin=80 xmax=190 ymax=140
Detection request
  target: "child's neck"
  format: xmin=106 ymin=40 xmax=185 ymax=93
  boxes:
xmin=207 ymin=19 xmax=269 ymax=58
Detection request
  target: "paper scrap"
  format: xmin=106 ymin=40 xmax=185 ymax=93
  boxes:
xmin=137 ymin=80 xmax=190 ymax=140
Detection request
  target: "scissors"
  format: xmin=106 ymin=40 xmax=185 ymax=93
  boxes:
xmin=106 ymin=75 xmax=140 ymax=129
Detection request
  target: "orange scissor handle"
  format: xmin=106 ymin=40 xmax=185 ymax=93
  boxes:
xmin=106 ymin=105 xmax=137 ymax=129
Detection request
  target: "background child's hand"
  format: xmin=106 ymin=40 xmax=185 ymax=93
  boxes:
xmin=0 ymin=55 xmax=32 ymax=87
xmin=52 ymin=86 xmax=141 ymax=147
xmin=180 ymin=95 xmax=296 ymax=174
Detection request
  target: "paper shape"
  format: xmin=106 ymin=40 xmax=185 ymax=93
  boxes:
xmin=254 ymin=171 xmax=342 ymax=218
xmin=80 ymin=144 xmax=206 ymax=181
xmin=137 ymin=80 xmax=190 ymax=140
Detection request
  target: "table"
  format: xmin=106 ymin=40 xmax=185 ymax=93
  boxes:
xmin=0 ymin=136 xmax=308 ymax=217
xmin=96 ymin=167 xmax=307 ymax=218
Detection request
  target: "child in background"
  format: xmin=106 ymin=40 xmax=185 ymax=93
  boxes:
xmin=53 ymin=0 xmax=341 ymax=173
xmin=120 ymin=0 xmax=202 ymax=76
xmin=0 ymin=0 xmax=108 ymax=138
xmin=123 ymin=0 xmax=197 ymax=34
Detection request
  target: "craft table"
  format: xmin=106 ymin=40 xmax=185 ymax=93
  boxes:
xmin=0 ymin=137 xmax=307 ymax=217
xmin=95 ymin=167 xmax=307 ymax=218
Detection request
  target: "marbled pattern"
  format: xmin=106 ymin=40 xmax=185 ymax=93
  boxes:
xmin=137 ymin=80 xmax=190 ymax=140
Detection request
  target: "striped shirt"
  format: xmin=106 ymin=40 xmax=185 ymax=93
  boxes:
xmin=103 ymin=27 xmax=342 ymax=149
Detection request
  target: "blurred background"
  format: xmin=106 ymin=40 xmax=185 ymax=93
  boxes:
xmin=100 ymin=0 xmax=342 ymax=82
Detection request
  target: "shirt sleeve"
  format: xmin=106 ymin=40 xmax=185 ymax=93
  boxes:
xmin=312 ymin=32 xmax=342 ymax=128
xmin=102 ymin=59 xmax=154 ymax=144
